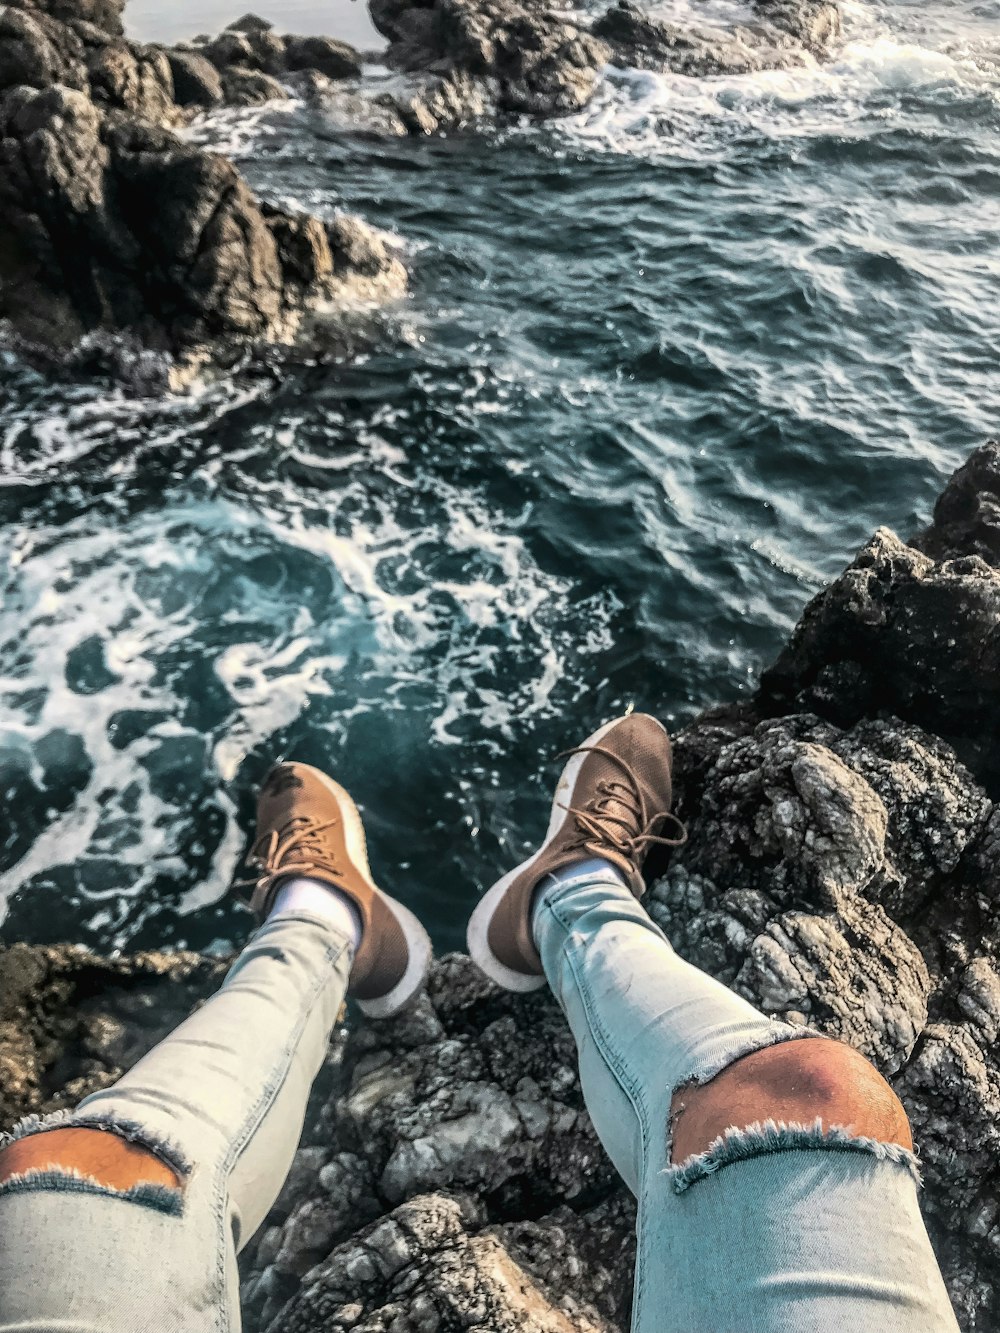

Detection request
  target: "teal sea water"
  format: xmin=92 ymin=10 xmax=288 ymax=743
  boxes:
xmin=1 ymin=0 xmax=998 ymax=955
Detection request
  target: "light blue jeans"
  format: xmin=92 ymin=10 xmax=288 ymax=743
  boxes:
xmin=534 ymin=867 xmax=960 ymax=1333
xmin=0 ymin=912 xmax=352 ymax=1333
xmin=0 ymin=880 xmax=960 ymax=1332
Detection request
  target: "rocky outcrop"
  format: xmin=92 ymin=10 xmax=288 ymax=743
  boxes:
xmin=173 ymin=16 xmax=363 ymax=109
xmin=758 ymin=538 xmax=1000 ymax=792
xmin=5 ymin=444 xmax=1000 ymax=1333
xmin=0 ymin=943 xmax=227 ymax=1127
xmin=365 ymin=0 xmax=842 ymax=129
xmin=368 ymin=0 xmax=610 ymax=119
xmin=593 ymin=3 xmax=790 ymax=77
xmin=0 ymin=5 xmax=400 ymax=366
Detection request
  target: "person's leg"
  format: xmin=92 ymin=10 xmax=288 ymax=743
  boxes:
xmin=470 ymin=714 xmax=959 ymax=1333
xmin=0 ymin=911 xmax=350 ymax=1333
xmin=0 ymin=762 xmax=431 ymax=1333
xmin=534 ymin=865 xmax=958 ymax=1332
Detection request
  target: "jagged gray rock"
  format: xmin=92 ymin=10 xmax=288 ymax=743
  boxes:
xmin=758 ymin=537 xmax=1000 ymax=794
xmin=0 ymin=942 xmax=226 ymax=1126
xmin=272 ymin=1193 xmax=624 ymax=1333
xmin=181 ymin=15 xmax=362 ymax=108
xmin=5 ymin=0 xmax=125 ymax=37
xmin=163 ymin=48 xmax=225 ymax=107
xmin=914 ymin=440 xmax=1000 ymax=567
xmin=754 ymin=0 xmax=840 ymax=52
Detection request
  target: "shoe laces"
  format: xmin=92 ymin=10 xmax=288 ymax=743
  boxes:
xmin=556 ymin=743 xmax=687 ymax=862
xmin=235 ymin=815 xmax=343 ymax=896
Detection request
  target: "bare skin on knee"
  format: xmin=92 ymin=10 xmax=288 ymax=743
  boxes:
xmin=0 ymin=1127 xmax=181 ymax=1192
xmin=670 ymin=1037 xmax=913 ymax=1165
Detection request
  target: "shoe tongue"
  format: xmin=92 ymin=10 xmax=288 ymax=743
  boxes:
xmin=590 ymin=754 xmax=642 ymax=837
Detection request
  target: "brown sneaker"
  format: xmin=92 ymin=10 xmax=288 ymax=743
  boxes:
xmin=467 ymin=713 xmax=685 ymax=992
xmin=241 ymin=762 xmax=432 ymax=1018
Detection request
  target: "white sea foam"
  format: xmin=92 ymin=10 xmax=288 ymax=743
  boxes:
xmin=0 ymin=418 xmax=614 ymax=932
xmin=179 ymin=97 xmax=307 ymax=159
xmin=554 ymin=0 xmax=999 ymax=156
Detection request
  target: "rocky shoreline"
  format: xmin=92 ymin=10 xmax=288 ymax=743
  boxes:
xmin=3 ymin=442 xmax=1000 ymax=1331
xmin=368 ymin=0 xmax=841 ymax=130
xmin=0 ymin=1 xmax=403 ymax=374
xmin=0 ymin=0 xmax=849 ymax=370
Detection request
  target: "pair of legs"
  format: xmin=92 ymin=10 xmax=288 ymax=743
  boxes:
xmin=0 ymin=718 xmax=959 ymax=1331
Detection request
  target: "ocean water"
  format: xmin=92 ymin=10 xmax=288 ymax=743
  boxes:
xmin=1 ymin=0 xmax=998 ymax=955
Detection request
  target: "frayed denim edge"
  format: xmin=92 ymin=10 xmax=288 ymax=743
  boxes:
xmin=667 ymin=1115 xmax=923 ymax=1195
xmin=679 ymin=1021 xmax=821 ymax=1094
xmin=0 ymin=1108 xmax=191 ymax=1177
xmin=0 ymin=1165 xmax=183 ymax=1215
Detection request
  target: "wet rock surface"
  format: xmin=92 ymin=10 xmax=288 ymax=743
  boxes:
xmin=0 ymin=4 xmax=399 ymax=365
xmin=4 ymin=445 xmax=1000 ymax=1332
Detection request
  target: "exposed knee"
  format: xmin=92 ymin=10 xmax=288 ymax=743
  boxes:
xmin=0 ymin=1127 xmax=182 ymax=1193
xmin=670 ymin=1037 xmax=912 ymax=1166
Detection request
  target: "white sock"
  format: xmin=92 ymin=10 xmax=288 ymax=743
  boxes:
xmin=531 ymin=856 xmax=627 ymax=944
xmin=268 ymin=876 xmax=363 ymax=950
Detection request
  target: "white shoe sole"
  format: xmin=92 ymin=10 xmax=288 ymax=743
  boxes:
xmin=467 ymin=715 xmax=666 ymax=992
xmin=310 ymin=767 xmax=433 ymax=1019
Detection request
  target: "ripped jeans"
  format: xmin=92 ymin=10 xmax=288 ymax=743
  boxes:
xmin=534 ymin=868 xmax=960 ymax=1333
xmin=0 ymin=880 xmax=960 ymax=1333
xmin=0 ymin=912 xmax=352 ymax=1333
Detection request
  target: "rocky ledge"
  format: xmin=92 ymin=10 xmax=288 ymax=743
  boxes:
xmin=0 ymin=2 xmax=402 ymax=370
xmin=3 ymin=441 xmax=1000 ymax=1331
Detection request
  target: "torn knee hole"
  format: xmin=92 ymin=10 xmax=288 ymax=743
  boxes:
xmin=0 ymin=1127 xmax=183 ymax=1194
xmin=669 ymin=1036 xmax=913 ymax=1167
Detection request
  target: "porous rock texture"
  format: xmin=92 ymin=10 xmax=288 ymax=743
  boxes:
xmin=4 ymin=445 xmax=1000 ymax=1332
xmin=0 ymin=3 xmax=400 ymax=364
xmin=365 ymin=0 xmax=842 ymax=130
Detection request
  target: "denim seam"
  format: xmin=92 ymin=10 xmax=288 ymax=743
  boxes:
xmin=209 ymin=934 xmax=350 ymax=1332
xmin=0 ymin=1166 xmax=183 ymax=1215
xmin=545 ymin=895 xmax=656 ymax=1321
xmin=666 ymin=1115 xmax=924 ymax=1193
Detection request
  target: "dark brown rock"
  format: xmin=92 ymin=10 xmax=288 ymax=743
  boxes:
xmin=4 ymin=0 xmax=125 ymax=38
xmin=753 ymin=0 xmax=841 ymax=52
xmin=0 ymin=0 xmax=406 ymax=361
xmin=163 ymin=47 xmax=225 ymax=107
xmin=226 ymin=12 xmax=274 ymax=34
xmin=284 ymin=35 xmax=363 ymax=81
xmin=0 ymin=942 xmax=226 ymax=1128
xmin=368 ymin=0 xmax=842 ymax=125
xmin=593 ymin=0 xmax=805 ymax=77
xmin=370 ymin=0 xmax=610 ymax=115
xmin=0 ymin=7 xmax=88 ymax=93
xmin=220 ymin=65 xmax=289 ymax=105
xmin=203 ymin=27 xmax=287 ymax=76
xmin=758 ymin=530 xmax=1000 ymax=793
xmin=914 ymin=441 xmax=1000 ymax=568
xmin=85 ymin=39 xmax=176 ymax=119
